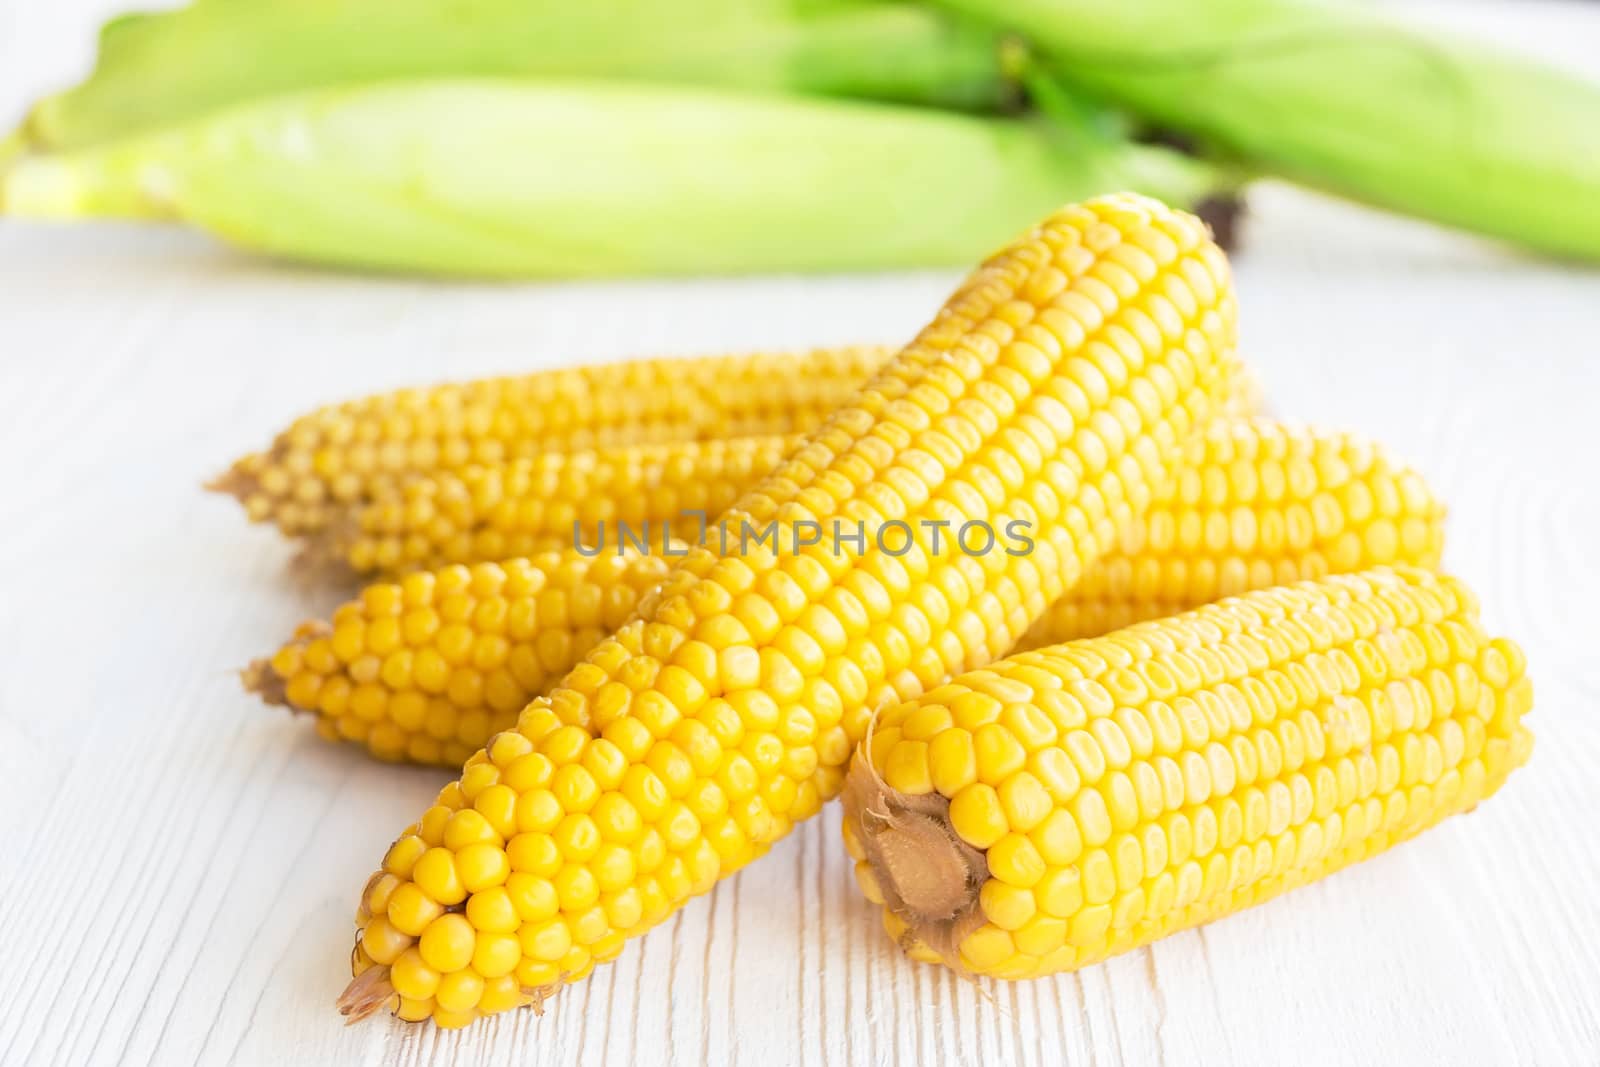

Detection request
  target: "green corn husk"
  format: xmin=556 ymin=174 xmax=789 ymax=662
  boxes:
xmin=0 ymin=79 xmax=1236 ymax=278
xmin=12 ymin=0 xmax=1014 ymax=155
xmin=933 ymin=0 xmax=1600 ymax=260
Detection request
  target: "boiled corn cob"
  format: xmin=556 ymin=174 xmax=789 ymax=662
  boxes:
xmin=255 ymin=420 xmax=1442 ymax=767
xmin=213 ymin=345 xmax=893 ymax=536
xmin=842 ymin=566 xmax=1533 ymax=979
xmin=335 ymin=193 xmax=1238 ymax=1029
xmin=309 ymin=363 xmax=1264 ymax=578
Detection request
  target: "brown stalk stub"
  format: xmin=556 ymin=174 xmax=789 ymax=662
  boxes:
xmin=871 ymin=809 xmax=972 ymax=920
xmin=240 ymin=659 xmax=289 ymax=707
xmin=203 ymin=464 xmax=258 ymax=505
xmin=1194 ymin=193 xmax=1246 ymax=254
xmin=841 ymin=752 xmax=989 ymax=971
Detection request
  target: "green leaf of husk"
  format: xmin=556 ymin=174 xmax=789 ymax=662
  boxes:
xmin=934 ymin=0 xmax=1600 ymax=261
xmin=12 ymin=0 xmax=1014 ymax=155
xmin=2 ymin=79 xmax=1235 ymax=278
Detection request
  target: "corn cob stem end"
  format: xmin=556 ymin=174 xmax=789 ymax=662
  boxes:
xmin=203 ymin=463 xmax=258 ymax=505
xmin=240 ymin=659 xmax=289 ymax=707
xmin=1194 ymin=194 xmax=1245 ymax=256
xmin=842 ymin=753 xmax=987 ymax=969
xmin=337 ymin=965 xmax=394 ymax=1023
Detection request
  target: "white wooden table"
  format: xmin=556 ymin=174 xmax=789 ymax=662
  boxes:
xmin=3 ymin=3 xmax=1598 ymax=1065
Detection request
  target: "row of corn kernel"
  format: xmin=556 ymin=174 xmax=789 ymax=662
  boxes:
xmin=307 ymin=435 xmax=800 ymax=578
xmin=212 ymin=345 xmax=898 ymax=536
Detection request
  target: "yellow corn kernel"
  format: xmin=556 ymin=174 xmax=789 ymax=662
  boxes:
xmin=417 ymin=913 xmax=476 ymax=974
xmin=434 ymin=970 xmax=484 ymax=1014
xmin=410 ymin=847 xmax=466 ymax=906
xmin=477 ymin=975 xmax=526 ymax=1016
xmin=472 ymin=932 xmax=522 ymax=978
xmin=388 ymin=948 xmax=439 ymax=1001
xmin=844 ymin=566 xmax=1532 ymax=979
xmin=337 ymin=193 xmax=1238 ymax=1030
xmin=358 ymin=916 xmax=413 ymax=966
xmin=383 ymin=882 xmax=443 ymax=937
xmin=464 ymin=886 xmax=520 ymax=934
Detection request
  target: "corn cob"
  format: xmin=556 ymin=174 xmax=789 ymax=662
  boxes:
xmin=254 ymin=420 xmax=1442 ymax=767
xmin=309 ymin=363 xmax=1265 ymax=578
xmin=213 ymin=345 xmax=893 ymax=537
xmin=335 ymin=193 xmax=1238 ymax=1029
xmin=842 ymin=566 xmax=1533 ymax=979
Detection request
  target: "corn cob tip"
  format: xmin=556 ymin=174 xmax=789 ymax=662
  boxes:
xmin=240 ymin=658 xmax=290 ymax=707
xmin=204 ymin=464 xmax=257 ymax=504
xmin=842 ymin=755 xmax=987 ymax=969
xmin=337 ymin=965 xmax=395 ymax=1023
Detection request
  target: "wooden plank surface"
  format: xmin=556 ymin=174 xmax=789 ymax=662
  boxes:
xmin=2 ymin=4 xmax=1598 ymax=1066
